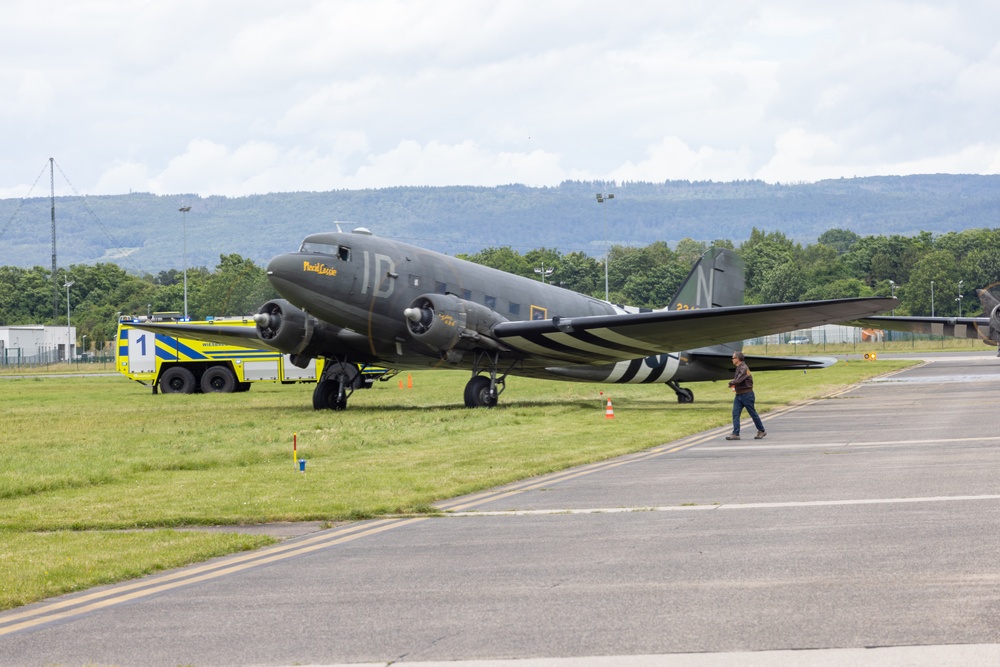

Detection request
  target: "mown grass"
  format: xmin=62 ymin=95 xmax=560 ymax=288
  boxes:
xmin=0 ymin=529 xmax=269 ymax=610
xmin=0 ymin=358 xmax=918 ymax=609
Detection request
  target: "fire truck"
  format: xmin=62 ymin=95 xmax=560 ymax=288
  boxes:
xmin=116 ymin=313 xmax=391 ymax=395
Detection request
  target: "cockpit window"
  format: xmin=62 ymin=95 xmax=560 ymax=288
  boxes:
xmin=300 ymin=241 xmax=350 ymax=261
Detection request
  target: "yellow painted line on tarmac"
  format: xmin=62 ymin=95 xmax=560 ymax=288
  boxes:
xmin=0 ymin=517 xmax=426 ymax=636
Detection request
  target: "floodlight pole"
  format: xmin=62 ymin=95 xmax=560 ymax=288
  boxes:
xmin=930 ymin=280 xmax=934 ymax=317
xmin=596 ymin=193 xmax=615 ymax=301
xmin=958 ymin=280 xmax=964 ymax=317
xmin=179 ymin=206 xmax=191 ymax=319
xmin=64 ymin=280 xmax=74 ymax=361
xmin=533 ymin=266 xmax=553 ymax=284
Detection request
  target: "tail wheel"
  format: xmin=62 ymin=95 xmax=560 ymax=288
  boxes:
xmin=464 ymin=375 xmax=497 ymax=408
xmin=200 ymin=365 xmax=237 ymax=393
xmin=676 ymin=388 xmax=694 ymax=403
xmin=160 ymin=367 xmax=196 ymax=394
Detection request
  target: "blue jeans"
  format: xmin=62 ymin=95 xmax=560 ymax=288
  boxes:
xmin=732 ymin=391 xmax=764 ymax=435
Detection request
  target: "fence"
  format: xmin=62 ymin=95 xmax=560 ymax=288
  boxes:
xmin=0 ymin=347 xmax=115 ymax=370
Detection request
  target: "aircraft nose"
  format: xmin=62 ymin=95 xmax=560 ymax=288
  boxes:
xmin=265 ymin=253 xmax=301 ymax=291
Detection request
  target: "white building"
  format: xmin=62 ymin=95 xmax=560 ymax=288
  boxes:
xmin=0 ymin=325 xmax=76 ymax=364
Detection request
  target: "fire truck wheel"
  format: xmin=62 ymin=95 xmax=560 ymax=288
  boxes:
xmin=160 ymin=367 xmax=196 ymax=394
xmin=201 ymin=365 xmax=237 ymax=393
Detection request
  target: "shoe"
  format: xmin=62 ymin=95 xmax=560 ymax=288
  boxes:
xmin=725 ymin=434 xmax=740 ymax=440
xmin=754 ymin=431 xmax=767 ymax=439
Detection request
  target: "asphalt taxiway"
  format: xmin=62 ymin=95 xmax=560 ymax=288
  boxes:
xmin=2 ymin=352 xmax=1000 ymax=666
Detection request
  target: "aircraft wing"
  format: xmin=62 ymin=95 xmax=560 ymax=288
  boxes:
xmin=742 ymin=354 xmax=837 ymax=370
xmin=493 ymin=297 xmax=896 ymax=365
xmin=850 ymin=316 xmax=991 ymax=341
xmin=683 ymin=349 xmax=837 ymax=372
xmin=127 ymin=322 xmax=280 ymax=351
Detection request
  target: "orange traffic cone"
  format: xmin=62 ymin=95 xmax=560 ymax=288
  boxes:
xmin=605 ymin=398 xmax=615 ymax=419
xmin=398 ymin=379 xmax=404 ymax=389
xmin=407 ymin=373 xmax=413 ymax=389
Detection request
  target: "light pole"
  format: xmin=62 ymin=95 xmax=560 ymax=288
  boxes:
xmin=179 ymin=206 xmax=191 ymax=319
xmin=64 ymin=280 xmax=74 ymax=361
xmin=957 ymin=280 xmax=964 ymax=317
xmin=596 ymin=193 xmax=614 ymax=301
xmin=888 ymin=280 xmax=896 ymax=315
xmin=930 ymin=280 xmax=934 ymax=317
xmin=533 ymin=266 xmax=553 ymax=283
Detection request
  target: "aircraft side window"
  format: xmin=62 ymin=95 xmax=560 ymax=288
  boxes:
xmin=461 ymin=289 xmax=472 ymax=300
xmin=530 ymin=305 xmax=547 ymax=320
xmin=509 ymin=302 xmax=521 ymax=316
xmin=435 ymin=281 xmax=447 ymax=294
xmin=485 ymin=295 xmax=496 ymax=309
xmin=338 ymin=246 xmax=351 ymax=261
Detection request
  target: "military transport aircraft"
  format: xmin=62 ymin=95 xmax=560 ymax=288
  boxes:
xmin=850 ymin=286 xmax=1000 ymax=355
xmin=133 ymin=227 xmax=895 ymax=410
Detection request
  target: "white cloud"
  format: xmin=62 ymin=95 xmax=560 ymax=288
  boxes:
xmin=611 ymin=137 xmax=754 ymax=183
xmin=1 ymin=0 xmax=999 ymax=198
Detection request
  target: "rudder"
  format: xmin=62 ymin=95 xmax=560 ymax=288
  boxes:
xmin=667 ymin=247 xmax=745 ymax=311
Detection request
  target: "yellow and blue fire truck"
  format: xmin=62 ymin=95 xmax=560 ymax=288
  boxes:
xmin=116 ymin=313 xmax=389 ymax=395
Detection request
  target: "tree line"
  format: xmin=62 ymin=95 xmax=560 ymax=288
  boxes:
xmin=458 ymin=226 xmax=1000 ymax=315
xmin=2 ymin=226 xmax=997 ymax=354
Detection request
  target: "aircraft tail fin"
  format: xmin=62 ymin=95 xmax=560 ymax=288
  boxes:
xmin=668 ymin=247 xmax=745 ymax=354
xmin=667 ymin=247 xmax=745 ymax=311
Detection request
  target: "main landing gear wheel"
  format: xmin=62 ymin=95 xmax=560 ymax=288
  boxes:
xmin=464 ymin=375 xmax=498 ymax=408
xmin=160 ymin=367 xmax=196 ymax=394
xmin=313 ymin=378 xmax=348 ymax=410
xmin=666 ymin=380 xmax=694 ymax=404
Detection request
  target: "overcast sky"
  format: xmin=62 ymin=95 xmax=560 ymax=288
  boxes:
xmin=2 ymin=1 xmax=998 ymax=199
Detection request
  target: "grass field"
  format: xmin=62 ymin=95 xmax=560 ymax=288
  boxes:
xmin=0 ymin=355 xmax=925 ymax=609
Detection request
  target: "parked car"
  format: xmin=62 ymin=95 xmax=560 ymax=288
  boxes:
xmin=788 ymin=336 xmax=810 ymax=345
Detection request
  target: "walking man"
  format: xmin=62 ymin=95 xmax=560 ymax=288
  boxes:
xmin=727 ymin=351 xmax=766 ymax=441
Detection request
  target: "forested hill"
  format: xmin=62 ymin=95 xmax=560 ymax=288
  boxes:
xmin=2 ymin=174 xmax=999 ymax=274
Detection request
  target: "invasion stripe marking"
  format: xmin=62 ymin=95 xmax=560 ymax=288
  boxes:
xmin=589 ymin=326 xmax=668 ymax=351
xmin=637 ymin=358 xmax=669 ymax=383
xmin=605 ymin=359 xmax=638 ymax=384
xmin=501 ymin=336 xmax=601 ymax=363
xmin=542 ymin=331 xmax=643 ymax=358
xmin=605 ymin=359 xmax=637 ymax=383
xmin=505 ymin=331 xmax=656 ymax=363
xmin=615 ymin=359 xmax=645 ymax=383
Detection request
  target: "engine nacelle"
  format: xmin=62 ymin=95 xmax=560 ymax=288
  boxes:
xmin=989 ymin=304 xmax=1000 ymax=344
xmin=252 ymin=299 xmax=344 ymax=361
xmin=403 ymin=293 xmax=506 ymax=354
